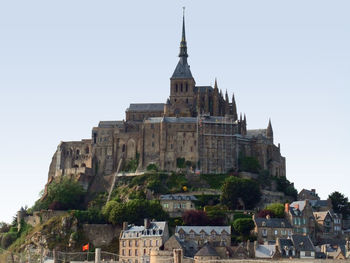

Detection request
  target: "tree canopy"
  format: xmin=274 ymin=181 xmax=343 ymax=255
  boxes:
xmin=221 ymin=177 xmax=261 ymax=210
xmin=102 ymin=199 xmax=168 ymax=225
xmin=329 ymin=191 xmax=350 ymax=219
xmin=32 ymin=178 xmax=86 ymax=211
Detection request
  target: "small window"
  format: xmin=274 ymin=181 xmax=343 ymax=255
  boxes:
xmin=122 ymin=144 xmax=126 ymax=152
xmin=152 ymin=142 xmax=155 ymax=147
xmin=175 ymin=84 xmax=178 ymax=92
xmin=186 ymin=98 xmax=189 ymax=104
xmin=185 ymin=83 xmax=188 ymax=92
xmin=180 ymin=83 xmax=183 ymax=92
xmin=76 ymin=149 xmax=80 ymax=155
xmin=151 ymin=124 xmax=154 ymax=129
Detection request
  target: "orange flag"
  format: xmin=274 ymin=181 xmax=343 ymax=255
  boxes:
xmin=82 ymin=243 xmax=89 ymax=251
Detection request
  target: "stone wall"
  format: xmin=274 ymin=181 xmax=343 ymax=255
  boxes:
xmin=82 ymin=224 xmax=121 ymax=248
xmin=23 ymin=210 xmax=67 ymax=228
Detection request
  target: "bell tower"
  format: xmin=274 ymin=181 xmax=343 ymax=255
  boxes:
xmin=168 ymin=8 xmax=196 ymax=117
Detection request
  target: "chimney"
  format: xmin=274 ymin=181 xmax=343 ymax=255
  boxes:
xmin=285 ymin=203 xmax=290 ymax=214
xmin=144 ymin=218 xmax=150 ymax=229
xmin=311 ymin=189 xmax=316 ymax=194
xmin=122 ymin=221 xmax=128 ymax=231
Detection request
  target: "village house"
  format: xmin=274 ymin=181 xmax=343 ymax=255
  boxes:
xmin=285 ymin=201 xmax=316 ymax=241
xmin=253 ymin=215 xmax=293 ymax=243
xmin=291 ymin=234 xmax=316 ymax=259
xmin=298 ymin=189 xmax=320 ymax=201
xmin=119 ymin=219 xmax=169 ymax=263
xmin=159 ymin=194 xmax=197 ymax=217
xmin=175 ymin=226 xmax=231 ymax=248
xmin=314 ymin=211 xmax=342 ymax=240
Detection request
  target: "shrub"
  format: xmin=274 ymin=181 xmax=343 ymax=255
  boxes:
xmin=265 ymin=203 xmax=285 ymax=218
xmin=176 ymin=158 xmax=186 ymax=169
xmin=200 ymin=174 xmax=231 ymax=189
xmin=146 ymin=163 xmax=158 ymax=172
xmin=232 ymin=218 xmax=255 ymax=237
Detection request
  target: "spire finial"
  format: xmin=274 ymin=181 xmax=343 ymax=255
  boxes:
xmin=214 ymin=78 xmax=218 ymax=89
xmin=179 ymin=7 xmax=188 ymax=61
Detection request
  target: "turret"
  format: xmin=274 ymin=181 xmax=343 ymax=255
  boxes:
xmin=225 ymin=90 xmax=230 ymax=116
xmin=213 ymin=78 xmax=219 ymax=116
xmin=266 ymin=118 xmax=273 ymax=142
xmin=232 ymin=93 xmax=238 ymax=121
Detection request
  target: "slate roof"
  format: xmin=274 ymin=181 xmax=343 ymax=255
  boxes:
xmin=126 ymin=103 xmax=165 ymax=112
xmin=160 ymin=194 xmax=197 ymax=201
xmin=195 ymin=244 xmax=219 ymax=257
xmin=195 ymin=86 xmax=213 ymax=93
xmin=145 ymin=117 xmax=197 ymax=124
xmin=98 ymin=121 xmax=124 ymax=128
xmin=121 ymin=221 xmax=166 ymax=239
xmin=290 ymin=201 xmax=307 ymax=211
xmin=171 ymin=60 xmax=193 ymax=79
xmin=278 ymin=238 xmax=294 ymax=249
xmin=246 ymin=129 xmax=267 ymax=138
xmin=175 ymin=226 xmax=231 ymax=235
xmin=254 ymin=218 xmax=292 ymax=229
xmin=291 ymin=235 xmax=315 ymax=252
xmin=255 ymin=244 xmax=276 ymax=258
xmin=309 ymin=199 xmax=330 ymax=208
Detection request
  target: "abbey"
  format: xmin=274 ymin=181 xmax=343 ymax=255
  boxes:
xmin=48 ymin=15 xmax=285 ymax=181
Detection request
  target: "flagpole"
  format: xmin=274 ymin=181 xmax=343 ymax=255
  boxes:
xmin=86 ymin=243 xmax=89 ymax=262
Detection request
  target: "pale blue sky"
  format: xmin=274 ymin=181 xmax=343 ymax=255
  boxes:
xmin=0 ymin=1 xmax=349 ymax=223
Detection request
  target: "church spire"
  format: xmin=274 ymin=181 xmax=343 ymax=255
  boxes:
xmin=171 ymin=7 xmax=193 ymax=80
xmin=179 ymin=7 xmax=188 ymax=62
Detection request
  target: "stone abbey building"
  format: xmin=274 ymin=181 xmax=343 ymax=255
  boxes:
xmin=48 ymin=15 xmax=286 ymax=182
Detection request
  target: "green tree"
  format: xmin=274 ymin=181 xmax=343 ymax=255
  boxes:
xmin=221 ymin=177 xmax=261 ymax=210
xmin=329 ymin=191 xmax=350 ymax=219
xmin=265 ymin=203 xmax=285 ymax=218
xmin=31 ymin=178 xmax=86 ymax=211
xmin=102 ymin=199 xmax=168 ymax=225
xmin=232 ymin=218 xmax=255 ymax=237
xmin=274 ymin=177 xmax=297 ymax=199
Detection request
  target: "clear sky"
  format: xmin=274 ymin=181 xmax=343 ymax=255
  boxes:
xmin=0 ymin=1 xmax=349 ymax=223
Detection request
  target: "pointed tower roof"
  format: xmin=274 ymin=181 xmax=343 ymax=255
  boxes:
xmin=232 ymin=92 xmax=238 ymax=121
xmin=214 ymin=78 xmax=218 ymax=90
xmin=225 ymin=90 xmax=229 ymax=102
xmin=171 ymin=8 xmax=193 ymax=79
xmin=266 ymin=118 xmax=273 ymax=138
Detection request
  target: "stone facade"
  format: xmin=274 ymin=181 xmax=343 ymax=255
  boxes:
xmin=253 ymin=215 xmax=293 ymax=243
xmin=285 ymin=201 xmax=317 ymax=242
xmin=160 ymin=195 xmax=197 ymax=218
xmin=119 ymin=219 xmax=169 ymax=263
xmin=47 ymin=14 xmax=286 ymax=183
